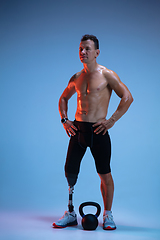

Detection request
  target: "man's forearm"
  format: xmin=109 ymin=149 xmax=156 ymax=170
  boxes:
xmin=110 ymin=95 xmax=133 ymax=123
xmin=58 ymin=97 xmax=68 ymax=119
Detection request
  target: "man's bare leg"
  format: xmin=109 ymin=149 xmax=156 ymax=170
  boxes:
xmin=99 ymin=172 xmax=114 ymax=210
xmin=99 ymin=172 xmax=116 ymax=230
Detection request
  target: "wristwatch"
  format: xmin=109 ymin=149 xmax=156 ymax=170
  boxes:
xmin=61 ymin=117 xmax=68 ymax=124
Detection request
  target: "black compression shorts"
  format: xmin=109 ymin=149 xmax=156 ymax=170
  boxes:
xmin=65 ymin=120 xmax=111 ymax=175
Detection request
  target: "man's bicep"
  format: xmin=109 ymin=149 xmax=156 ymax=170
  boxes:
xmin=112 ymin=80 xmax=128 ymax=98
xmin=107 ymin=72 xmax=128 ymax=98
xmin=61 ymin=75 xmax=76 ymax=100
xmin=62 ymin=86 xmax=76 ymax=100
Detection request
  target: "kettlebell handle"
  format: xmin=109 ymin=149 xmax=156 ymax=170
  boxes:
xmin=79 ymin=201 xmax=101 ymax=218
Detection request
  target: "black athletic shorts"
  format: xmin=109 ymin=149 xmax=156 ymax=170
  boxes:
xmin=65 ymin=120 xmax=111 ymax=175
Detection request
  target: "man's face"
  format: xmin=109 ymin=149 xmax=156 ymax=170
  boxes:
xmin=79 ymin=39 xmax=99 ymax=64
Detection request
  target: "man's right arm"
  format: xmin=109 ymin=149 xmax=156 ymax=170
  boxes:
xmin=58 ymin=74 xmax=78 ymax=137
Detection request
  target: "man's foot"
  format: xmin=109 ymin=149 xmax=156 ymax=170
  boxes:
xmin=52 ymin=211 xmax=78 ymax=228
xmin=103 ymin=213 xmax=116 ymax=230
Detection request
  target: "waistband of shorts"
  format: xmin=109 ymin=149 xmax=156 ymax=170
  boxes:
xmin=74 ymin=119 xmax=109 ymax=134
xmin=74 ymin=120 xmax=97 ymax=132
xmin=74 ymin=120 xmax=96 ymax=125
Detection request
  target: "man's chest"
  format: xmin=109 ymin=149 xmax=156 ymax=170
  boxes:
xmin=75 ymin=72 xmax=107 ymax=94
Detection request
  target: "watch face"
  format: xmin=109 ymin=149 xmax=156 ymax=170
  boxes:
xmin=61 ymin=118 xmax=68 ymax=123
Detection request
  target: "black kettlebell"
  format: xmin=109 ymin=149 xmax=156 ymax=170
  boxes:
xmin=79 ymin=201 xmax=101 ymax=230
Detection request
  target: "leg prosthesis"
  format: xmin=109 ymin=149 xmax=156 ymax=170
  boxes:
xmin=65 ymin=172 xmax=78 ymax=212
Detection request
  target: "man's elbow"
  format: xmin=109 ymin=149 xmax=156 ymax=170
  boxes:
xmin=128 ymin=93 xmax=134 ymax=106
xmin=130 ymin=94 xmax=134 ymax=104
xmin=123 ymin=93 xmax=134 ymax=106
xmin=59 ymin=96 xmax=67 ymax=105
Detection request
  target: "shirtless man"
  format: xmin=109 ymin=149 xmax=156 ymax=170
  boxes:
xmin=53 ymin=34 xmax=133 ymax=230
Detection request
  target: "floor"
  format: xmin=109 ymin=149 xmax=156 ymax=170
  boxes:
xmin=0 ymin=210 xmax=160 ymax=240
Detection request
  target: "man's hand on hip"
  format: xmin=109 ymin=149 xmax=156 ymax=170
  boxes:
xmin=93 ymin=118 xmax=115 ymax=135
xmin=63 ymin=120 xmax=78 ymax=137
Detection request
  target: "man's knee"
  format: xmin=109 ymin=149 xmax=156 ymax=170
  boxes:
xmin=65 ymin=172 xmax=78 ymax=187
xmin=99 ymin=172 xmax=113 ymax=185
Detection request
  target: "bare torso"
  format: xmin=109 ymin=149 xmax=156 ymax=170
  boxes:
xmin=74 ymin=65 xmax=112 ymax=122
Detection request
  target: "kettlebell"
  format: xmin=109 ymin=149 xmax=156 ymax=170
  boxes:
xmin=79 ymin=201 xmax=101 ymax=230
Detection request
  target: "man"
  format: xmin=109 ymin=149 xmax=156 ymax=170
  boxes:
xmin=53 ymin=34 xmax=133 ymax=230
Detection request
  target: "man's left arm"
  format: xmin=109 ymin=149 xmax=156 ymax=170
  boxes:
xmin=93 ymin=70 xmax=134 ymax=135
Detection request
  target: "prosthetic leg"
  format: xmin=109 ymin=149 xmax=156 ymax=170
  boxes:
xmin=68 ymin=186 xmax=74 ymax=212
xmin=52 ymin=172 xmax=78 ymax=228
xmin=65 ymin=172 xmax=78 ymax=212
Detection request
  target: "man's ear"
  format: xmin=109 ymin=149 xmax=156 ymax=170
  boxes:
xmin=95 ymin=49 xmax=100 ymax=58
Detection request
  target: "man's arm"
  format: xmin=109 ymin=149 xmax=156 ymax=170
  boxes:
xmin=59 ymin=74 xmax=78 ymax=137
xmin=93 ymin=69 xmax=133 ymax=134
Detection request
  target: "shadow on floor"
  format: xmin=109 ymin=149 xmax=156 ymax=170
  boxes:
xmin=32 ymin=215 xmax=159 ymax=233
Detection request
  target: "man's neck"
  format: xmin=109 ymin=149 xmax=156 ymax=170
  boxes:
xmin=83 ymin=62 xmax=98 ymax=73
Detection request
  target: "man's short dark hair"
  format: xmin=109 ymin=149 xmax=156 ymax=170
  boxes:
xmin=81 ymin=34 xmax=99 ymax=49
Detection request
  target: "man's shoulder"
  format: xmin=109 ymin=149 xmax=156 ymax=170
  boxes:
xmin=100 ymin=65 xmax=115 ymax=75
xmin=101 ymin=66 xmax=118 ymax=80
xmin=70 ymin=70 xmax=83 ymax=80
xmin=68 ymin=70 xmax=83 ymax=85
xmin=75 ymin=69 xmax=84 ymax=78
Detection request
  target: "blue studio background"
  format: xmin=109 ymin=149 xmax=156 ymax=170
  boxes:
xmin=0 ymin=0 xmax=160 ymax=227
